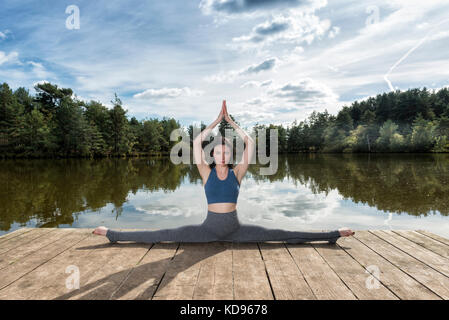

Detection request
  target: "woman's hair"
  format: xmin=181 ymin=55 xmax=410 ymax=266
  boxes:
xmin=208 ymin=136 xmax=234 ymax=169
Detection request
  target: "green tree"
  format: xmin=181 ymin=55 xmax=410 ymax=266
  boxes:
xmin=323 ymin=124 xmax=348 ymax=152
xmin=14 ymin=87 xmax=35 ymax=114
xmin=347 ymin=125 xmax=370 ymax=152
xmin=20 ymin=108 xmax=56 ymax=154
xmin=410 ymin=113 xmax=437 ymax=152
xmin=53 ymin=97 xmax=87 ymax=156
xmin=82 ymin=120 xmax=106 ymax=156
xmin=141 ymin=119 xmax=164 ymax=152
xmin=0 ymin=83 xmax=21 ymax=150
xmin=33 ymin=82 xmax=73 ymax=120
xmin=375 ymin=119 xmax=405 ymax=152
xmin=160 ymin=117 xmax=180 ymax=152
xmin=432 ymin=136 xmax=449 ymax=152
xmin=434 ymin=115 xmax=449 ymax=137
xmin=84 ymin=100 xmax=113 ymax=153
xmin=108 ymin=94 xmax=132 ymax=154
xmin=336 ymin=108 xmax=353 ymax=133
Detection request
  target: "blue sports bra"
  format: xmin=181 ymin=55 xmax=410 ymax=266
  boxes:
xmin=204 ymin=167 xmax=240 ymax=204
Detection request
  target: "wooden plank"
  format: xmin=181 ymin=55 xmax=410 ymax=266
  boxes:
xmin=312 ymin=242 xmax=398 ymax=299
xmin=392 ymin=230 xmax=449 ymax=259
xmin=337 ymin=231 xmax=441 ymax=300
xmin=68 ymin=244 xmax=152 ymax=300
xmin=286 ymin=244 xmax=356 ymax=300
xmin=152 ymin=243 xmax=220 ymax=300
xmin=38 ymin=229 xmax=127 ymax=300
xmin=0 ymin=228 xmax=33 ymax=243
xmin=50 ymin=229 xmax=152 ymax=300
xmin=0 ymin=229 xmax=90 ymax=291
xmin=416 ymin=230 xmax=449 ymax=247
xmin=372 ymin=230 xmax=449 ymax=278
xmin=192 ymin=242 xmax=234 ymax=300
xmin=110 ymin=242 xmax=179 ymax=300
xmin=259 ymin=243 xmax=315 ymax=300
xmin=0 ymin=230 xmax=108 ymax=299
xmin=0 ymin=228 xmax=447 ymax=300
xmin=354 ymin=231 xmax=449 ymax=299
xmin=335 ymin=233 xmax=439 ymax=300
xmin=232 ymin=243 xmax=273 ymax=300
xmin=0 ymin=229 xmax=62 ymax=268
xmin=0 ymin=228 xmax=54 ymax=254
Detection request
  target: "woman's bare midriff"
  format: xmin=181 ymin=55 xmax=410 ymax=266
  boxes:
xmin=208 ymin=203 xmax=237 ymax=213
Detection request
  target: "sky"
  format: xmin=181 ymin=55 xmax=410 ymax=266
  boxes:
xmin=1 ymin=0 xmax=449 ymax=130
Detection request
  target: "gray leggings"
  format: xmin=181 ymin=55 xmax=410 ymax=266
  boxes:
xmin=106 ymin=210 xmax=341 ymax=244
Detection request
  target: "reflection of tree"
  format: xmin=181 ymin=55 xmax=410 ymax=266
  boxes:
xmin=285 ymin=153 xmax=449 ymax=217
xmin=0 ymin=158 xmax=190 ymax=230
xmin=1 ymin=153 xmax=448 ymax=231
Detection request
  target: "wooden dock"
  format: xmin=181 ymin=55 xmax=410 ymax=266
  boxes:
xmin=0 ymin=228 xmax=448 ymax=300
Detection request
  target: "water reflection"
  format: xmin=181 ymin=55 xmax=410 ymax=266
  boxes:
xmin=1 ymin=154 xmax=448 ymax=237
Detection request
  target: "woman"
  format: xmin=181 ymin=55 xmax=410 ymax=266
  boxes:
xmin=93 ymin=100 xmax=355 ymax=243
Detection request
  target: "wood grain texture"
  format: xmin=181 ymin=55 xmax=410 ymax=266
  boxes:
xmin=0 ymin=228 xmax=448 ymax=300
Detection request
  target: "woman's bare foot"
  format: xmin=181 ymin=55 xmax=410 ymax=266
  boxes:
xmin=92 ymin=226 xmax=108 ymax=236
xmin=338 ymin=228 xmax=355 ymax=237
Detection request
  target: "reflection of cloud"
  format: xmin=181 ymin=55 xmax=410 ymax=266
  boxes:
xmin=383 ymin=212 xmax=393 ymax=230
xmin=238 ymin=179 xmax=340 ymax=225
xmin=119 ymin=182 xmax=209 ymax=219
xmin=116 ymin=173 xmax=341 ymax=226
xmin=273 ymin=193 xmax=328 ymax=217
xmin=134 ymin=204 xmax=199 ymax=217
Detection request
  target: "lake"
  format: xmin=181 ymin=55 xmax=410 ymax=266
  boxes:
xmin=1 ymin=153 xmax=448 ymax=238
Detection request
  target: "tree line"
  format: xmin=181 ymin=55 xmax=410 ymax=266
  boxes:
xmin=1 ymin=81 xmax=449 ymax=158
xmin=282 ymin=87 xmax=449 ymax=153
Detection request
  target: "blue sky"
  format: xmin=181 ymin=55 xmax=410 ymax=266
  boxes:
xmin=1 ymin=0 xmax=449 ymax=129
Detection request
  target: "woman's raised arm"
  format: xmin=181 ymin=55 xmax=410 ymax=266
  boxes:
xmin=193 ymin=102 xmax=224 ymax=179
xmin=222 ymin=100 xmax=255 ymax=181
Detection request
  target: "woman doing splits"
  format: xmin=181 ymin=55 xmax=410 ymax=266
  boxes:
xmin=93 ymin=100 xmax=355 ymax=244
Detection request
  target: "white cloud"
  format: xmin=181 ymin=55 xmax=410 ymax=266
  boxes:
xmin=133 ymin=87 xmax=204 ymax=100
xmin=0 ymin=51 xmax=20 ymax=65
xmin=229 ymin=7 xmax=334 ymax=51
xmin=240 ymin=79 xmax=273 ymax=88
xmin=268 ymin=78 xmax=338 ymax=105
xmin=3 ymin=0 xmax=449 ymax=129
xmin=429 ymin=30 xmax=449 ymax=41
xmin=0 ymin=29 xmax=12 ymax=40
xmin=199 ymin=0 xmax=328 ymax=17
xmin=328 ymin=26 xmax=340 ymax=38
xmin=225 ymin=77 xmax=340 ymax=128
xmin=205 ymin=57 xmax=278 ymax=83
xmin=27 ymin=61 xmax=52 ymax=79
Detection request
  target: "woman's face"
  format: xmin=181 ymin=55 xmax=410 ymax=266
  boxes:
xmin=213 ymin=144 xmax=232 ymax=165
